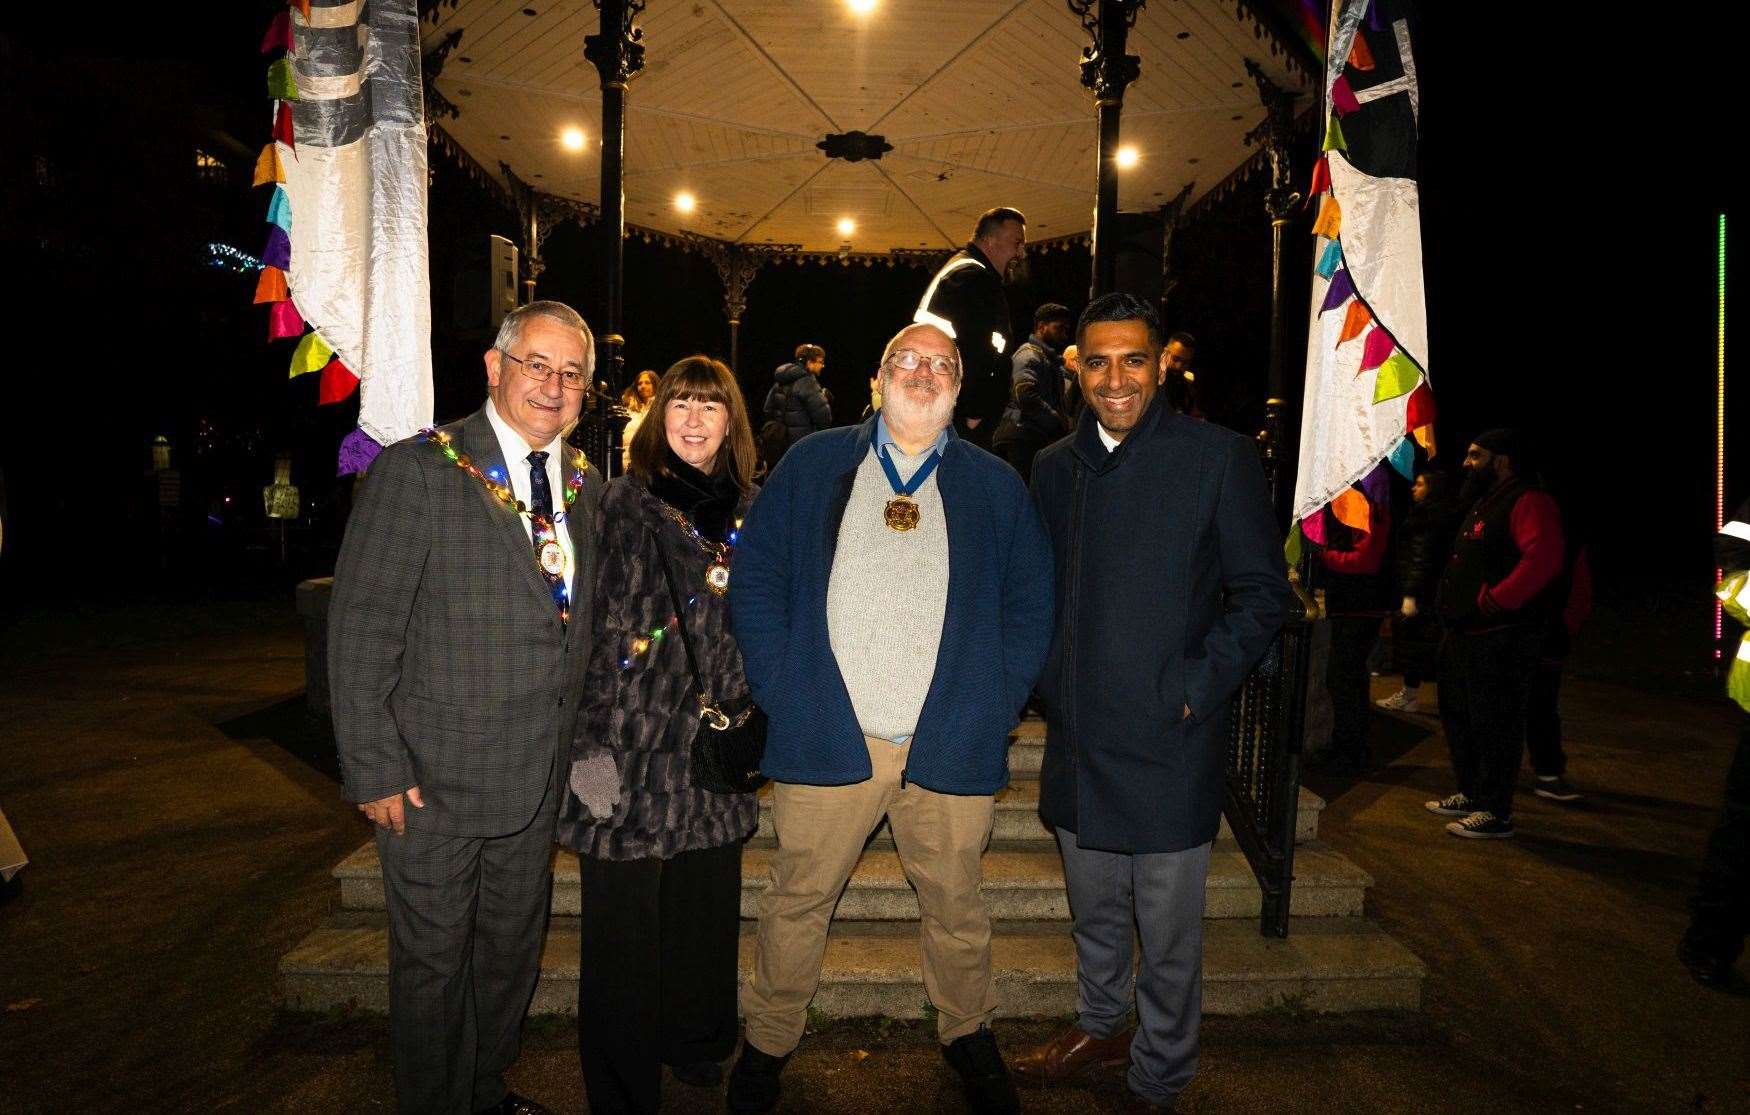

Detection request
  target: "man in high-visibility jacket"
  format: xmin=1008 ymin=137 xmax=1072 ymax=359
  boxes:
xmin=1683 ymin=499 xmax=1750 ymax=987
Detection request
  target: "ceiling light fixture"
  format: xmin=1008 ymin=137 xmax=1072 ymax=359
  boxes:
xmin=1116 ymin=145 xmax=1140 ymax=169
xmin=836 ymin=217 xmax=856 ymax=237
xmin=674 ymin=191 xmax=697 ymax=213
xmin=561 ymin=127 xmax=587 ymax=152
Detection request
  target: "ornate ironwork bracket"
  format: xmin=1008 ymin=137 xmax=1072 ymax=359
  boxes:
xmin=1243 ymin=58 xmax=1303 ymax=222
xmin=1069 ymin=0 xmax=1143 ymax=103
xmin=422 ymin=28 xmax=464 ymax=123
xmin=584 ymin=0 xmax=647 ymax=87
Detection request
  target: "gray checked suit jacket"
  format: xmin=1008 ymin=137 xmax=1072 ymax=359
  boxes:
xmin=328 ymin=407 xmax=605 ymax=838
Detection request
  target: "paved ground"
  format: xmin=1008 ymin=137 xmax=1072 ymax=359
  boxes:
xmin=1 ymin=599 xmax=1747 ymax=1113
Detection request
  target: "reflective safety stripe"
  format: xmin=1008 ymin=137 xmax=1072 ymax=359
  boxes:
xmin=991 ymin=331 xmax=1006 ymax=355
xmin=912 ymin=256 xmax=986 ymax=341
xmin=1721 ymin=520 xmax=1750 ymax=542
xmin=1736 ymin=638 xmax=1750 ymax=664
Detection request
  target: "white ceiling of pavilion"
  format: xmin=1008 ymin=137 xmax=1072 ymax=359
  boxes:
xmin=423 ymin=0 xmax=1311 ymax=253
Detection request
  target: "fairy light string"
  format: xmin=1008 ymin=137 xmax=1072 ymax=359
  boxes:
xmin=421 ymin=427 xmax=587 ymax=622
xmin=620 ymin=505 xmax=743 ymax=671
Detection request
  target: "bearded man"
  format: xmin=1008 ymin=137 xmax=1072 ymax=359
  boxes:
xmin=726 ymin=322 xmax=1055 ymax=1115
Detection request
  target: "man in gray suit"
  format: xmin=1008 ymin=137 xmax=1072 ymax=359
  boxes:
xmin=329 ymin=301 xmax=605 ymax=1114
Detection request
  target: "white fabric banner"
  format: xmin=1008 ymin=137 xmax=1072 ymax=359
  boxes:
xmin=283 ymin=0 xmax=431 ymax=449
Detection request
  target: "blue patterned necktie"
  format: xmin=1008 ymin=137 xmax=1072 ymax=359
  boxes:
xmin=527 ymin=451 xmax=567 ymax=620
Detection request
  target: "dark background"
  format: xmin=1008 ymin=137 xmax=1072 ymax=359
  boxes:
xmin=0 ymin=4 xmax=1734 ymax=620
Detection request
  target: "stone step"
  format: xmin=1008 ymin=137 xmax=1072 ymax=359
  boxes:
xmin=279 ymin=917 xmax=1423 ymax=1018
xmin=333 ymin=840 xmax=1368 ymax=921
xmin=753 ymin=781 xmax=1323 ymax=847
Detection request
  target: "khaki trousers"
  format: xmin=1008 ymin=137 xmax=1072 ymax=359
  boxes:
xmin=742 ymin=736 xmax=999 ymax=1054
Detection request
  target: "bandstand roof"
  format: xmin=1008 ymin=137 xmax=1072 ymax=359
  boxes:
xmin=420 ymin=0 xmax=1317 ymax=255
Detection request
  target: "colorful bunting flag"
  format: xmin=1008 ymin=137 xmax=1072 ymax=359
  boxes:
xmin=252 ymin=143 xmax=284 ymax=187
xmin=1331 ymin=73 xmax=1361 ymax=116
xmin=1371 ymin=352 xmax=1421 ymax=403
xmin=1322 ymin=113 xmax=1347 ymax=152
xmin=253 ymin=265 xmax=288 ymax=304
xmin=1388 ymin=436 xmax=1416 ymax=478
xmin=262 ymin=225 xmax=291 ymax=270
xmin=273 ymin=101 xmax=295 ymax=148
xmin=290 ymin=0 xmax=311 ymax=20
xmin=1359 ymin=325 xmax=1395 ymax=372
xmin=268 ymin=299 xmax=305 ymax=340
xmin=1359 ymin=461 xmax=1390 ymax=506
xmin=1338 ymin=299 xmax=1372 ymax=343
xmin=266 ymin=187 xmax=293 ymax=232
xmin=1307 ymin=154 xmax=1331 ymax=203
xmin=289 ymin=331 xmax=335 ymax=377
xmin=338 ymin=427 xmax=384 ymax=477
xmin=318 ymin=358 xmax=361 ymax=405
xmin=261 ymin=10 xmax=292 ymax=55
xmin=1405 ymin=381 xmax=1436 ymax=429
xmin=1319 ymin=268 xmax=1355 ymax=314
xmin=1347 ymin=30 xmax=1376 ymax=70
xmin=1316 ymin=238 xmax=1343 ymax=279
xmin=1331 ymin=488 xmax=1371 ymax=532
xmin=1284 ymin=521 xmax=1304 ymax=567
xmin=1311 ymin=192 xmax=1342 ymax=238
xmin=1301 ymin=511 xmax=1328 ymax=547
xmin=267 ymin=58 xmax=298 ymax=101
xmin=1412 ymin=424 xmax=1435 ymax=454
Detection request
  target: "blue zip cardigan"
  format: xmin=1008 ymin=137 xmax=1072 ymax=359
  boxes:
xmin=729 ymin=414 xmax=1055 ymax=794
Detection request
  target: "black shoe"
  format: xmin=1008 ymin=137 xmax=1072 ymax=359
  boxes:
xmin=941 ymin=1027 xmax=1020 ymax=1115
xmin=1680 ymin=933 xmax=1740 ymax=989
xmin=1532 ymin=775 xmax=1584 ymax=803
xmin=727 ymin=1042 xmax=790 ymax=1114
xmin=669 ymin=1059 xmax=724 ymax=1088
xmin=474 ymin=1093 xmax=551 ymax=1115
xmin=1424 ymin=792 xmax=1475 ymax=817
xmin=1445 ymin=810 xmax=1515 ymax=839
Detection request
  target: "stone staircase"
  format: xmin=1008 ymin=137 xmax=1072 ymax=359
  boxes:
xmin=282 ymin=719 xmax=1423 ymax=1018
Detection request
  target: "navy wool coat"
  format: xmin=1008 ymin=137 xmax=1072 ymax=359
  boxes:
xmin=729 ymin=415 xmax=1055 ymax=795
xmin=1030 ymin=397 xmax=1294 ymax=852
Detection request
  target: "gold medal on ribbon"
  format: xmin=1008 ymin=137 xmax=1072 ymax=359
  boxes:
xmin=538 ymin=540 xmax=566 ymax=578
xmin=705 ymin=560 xmax=732 ymax=596
xmin=884 ymin=496 xmax=920 ymax=532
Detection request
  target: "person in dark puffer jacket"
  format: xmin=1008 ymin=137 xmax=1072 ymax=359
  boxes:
xmin=764 ymin=343 xmax=833 ymax=451
xmin=558 ymin=355 xmax=760 ymax=1114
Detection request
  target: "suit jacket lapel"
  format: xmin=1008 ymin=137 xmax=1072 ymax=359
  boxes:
xmin=461 ymin=410 xmax=556 ymax=608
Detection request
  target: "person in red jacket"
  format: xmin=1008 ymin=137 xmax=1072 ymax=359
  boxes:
xmin=1425 ymin=429 xmax=1565 ymax=839
xmin=1311 ymin=493 xmax=1393 ymax=771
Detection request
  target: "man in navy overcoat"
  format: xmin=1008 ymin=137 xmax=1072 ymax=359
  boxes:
xmin=1015 ymin=292 xmax=1293 ymax=1111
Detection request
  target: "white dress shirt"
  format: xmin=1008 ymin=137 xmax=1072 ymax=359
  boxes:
xmin=1097 ymin=423 xmax=1121 ymax=452
xmin=484 ymin=399 xmax=576 ymax=596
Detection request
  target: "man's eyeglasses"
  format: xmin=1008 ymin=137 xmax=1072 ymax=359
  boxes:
xmin=886 ymin=348 xmax=959 ymax=377
xmin=501 ymin=350 xmax=587 ymax=392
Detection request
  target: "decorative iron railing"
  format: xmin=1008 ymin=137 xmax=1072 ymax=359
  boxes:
xmin=1222 ymin=597 xmax=1313 ymax=938
xmin=570 ymin=399 xmax=626 ymax=480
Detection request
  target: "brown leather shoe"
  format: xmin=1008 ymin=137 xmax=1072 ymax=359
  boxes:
xmin=1010 ymin=1025 xmax=1134 ymax=1082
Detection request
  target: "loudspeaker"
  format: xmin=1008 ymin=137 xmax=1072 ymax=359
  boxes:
xmin=450 ymin=234 xmax=521 ymax=333
xmin=1110 ymin=210 xmax=1165 ymax=305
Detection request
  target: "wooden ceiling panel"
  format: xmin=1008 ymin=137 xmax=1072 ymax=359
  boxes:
xmin=426 ymin=0 xmax=1313 ymax=253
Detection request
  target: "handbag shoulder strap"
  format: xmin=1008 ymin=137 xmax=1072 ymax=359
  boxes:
xmin=647 ymin=523 xmax=715 ymax=710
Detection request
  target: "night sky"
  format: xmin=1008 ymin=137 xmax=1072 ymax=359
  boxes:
xmin=0 ymin=4 xmax=1734 ymax=607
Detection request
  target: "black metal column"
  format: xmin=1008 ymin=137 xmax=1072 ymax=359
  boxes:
xmin=1244 ymin=57 xmax=1303 ymax=499
xmin=585 ymin=0 xmax=645 ymax=393
xmin=1072 ymin=0 xmax=1143 ymax=300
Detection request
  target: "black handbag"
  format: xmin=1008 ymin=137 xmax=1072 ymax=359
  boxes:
xmin=653 ymin=531 xmax=768 ymax=795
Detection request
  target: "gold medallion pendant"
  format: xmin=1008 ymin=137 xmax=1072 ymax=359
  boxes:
xmin=884 ymin=496 xmax=920 ymax=532
xmin=705 ymin=560 xmax=732 ymax=596
xmin=538 ymin=540 xmax=566 ymax=578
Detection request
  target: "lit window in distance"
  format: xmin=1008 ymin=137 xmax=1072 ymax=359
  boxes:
xmin=675 ymin=191 xmax=697 ymax=213
xmin=836 ymin=217 xmax=856 ymax=237
xmin=1116 ymin=145 xmax=1140 ymax=169
xmin=561 ymin=128 xmax=587 ymax=152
